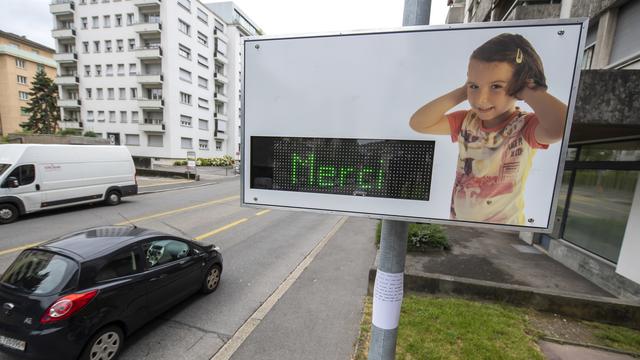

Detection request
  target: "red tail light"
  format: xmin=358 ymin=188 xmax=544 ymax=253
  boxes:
xmin=40 ymin=289 xmax=99 ymax=324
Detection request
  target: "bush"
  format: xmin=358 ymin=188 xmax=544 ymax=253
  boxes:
xmin=83 ymin=131 xmax=98 ymax=138
xmin=58 ymin=128 xmax=82 ymax=136
xmin=173 ymin=156 xmax=235 ymax=167
xmin=375 ymin=221 xmax=450 ymax=252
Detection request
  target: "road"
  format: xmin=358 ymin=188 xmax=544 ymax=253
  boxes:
xmin=0 ymin=178 xmax=377 ymax=360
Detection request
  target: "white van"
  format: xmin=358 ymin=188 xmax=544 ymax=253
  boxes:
xmin=0 ymin=144 xmax=137 ymax=224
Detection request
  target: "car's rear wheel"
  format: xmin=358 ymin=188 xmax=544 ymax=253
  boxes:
xmin=202 ymin=264 xmax=221 ymax=294
xmin=105 ymin=191 xmax=121 ymax=206
xmin=0 ymin=204 xmax=18 ymax=225
xmin=81 ymin=325 xmax=124 ymax=360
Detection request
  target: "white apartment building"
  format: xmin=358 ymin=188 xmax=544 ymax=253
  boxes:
xmin=50 ymin=0 xmax=260 ymax=162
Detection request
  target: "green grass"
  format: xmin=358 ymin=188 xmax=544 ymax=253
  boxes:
xmin=588 ymin=321 xmax=640 ymax=354
xmin=375 ymin=221 xmax=450 ymax=251
xmin=355 ymin=295 xmax=543 ymax=360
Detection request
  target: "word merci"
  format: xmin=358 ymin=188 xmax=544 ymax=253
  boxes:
xmin=291 ymin=153 xmax=384 ymax=189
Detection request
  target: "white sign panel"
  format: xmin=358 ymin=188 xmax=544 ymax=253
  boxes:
xmin=242 ymin=19 xmax=587 ymax=232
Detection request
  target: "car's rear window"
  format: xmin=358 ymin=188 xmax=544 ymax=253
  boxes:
xmin=0 ymin=250 xmax=78 ymax=295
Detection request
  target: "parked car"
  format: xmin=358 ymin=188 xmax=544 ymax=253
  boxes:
xmin=0 ymin=226 xmax=222 ymax=360
xmin=0 ymin=144 xmax=138 ymax=225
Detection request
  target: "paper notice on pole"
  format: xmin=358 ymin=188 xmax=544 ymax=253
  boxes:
xmin=371 ymin=270 xmax=404 ymax=330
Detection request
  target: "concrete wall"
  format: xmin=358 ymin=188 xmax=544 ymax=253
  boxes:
xmin=7 ymin=133 xmax=109 ymax=145
xmin=506 ymin=4 xmax=561 ymax=21
xmin=573 ymin=70 xmax=640 ymax=126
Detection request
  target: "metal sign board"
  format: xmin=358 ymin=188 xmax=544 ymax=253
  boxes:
xmin=242 ymin=19 xmax=588 ymax=232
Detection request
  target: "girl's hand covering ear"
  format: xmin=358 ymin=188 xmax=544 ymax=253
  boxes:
xmin=516 ymin=79 xmax=547 ymax=101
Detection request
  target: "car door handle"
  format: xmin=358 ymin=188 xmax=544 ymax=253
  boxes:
xmin=149 ymin=274 xmax=167 ymax=282
xmin=36 ymin=184 xmax=40 ymax=191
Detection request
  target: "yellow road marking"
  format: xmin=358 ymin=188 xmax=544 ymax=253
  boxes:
xmin=194 ymin=218 xmax=248 ymax=241
xmin=256 ymin=210 xmax=271 ymax=216
xmin=114 ymin=195 xmax=239 ymax=225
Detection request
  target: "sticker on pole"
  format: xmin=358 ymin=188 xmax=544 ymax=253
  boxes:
xmin=242 ymin=19 xmax=588 ymax=232
xmin=372 ymin=270 xmax=404 ymax=330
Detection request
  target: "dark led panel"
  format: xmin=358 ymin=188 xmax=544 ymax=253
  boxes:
xmin=250 ymin=137 xmax=435 ymax=201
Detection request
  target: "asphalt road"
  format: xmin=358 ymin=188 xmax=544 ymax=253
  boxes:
xmin=0 ymin=178 xmax=377 ymax=360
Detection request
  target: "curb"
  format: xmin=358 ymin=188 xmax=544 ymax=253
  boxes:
xmin=137 ymin=182 xmax=218 ymax=195
xmin=368 ymin=268 xmax=640 ymax=330
xmin=540 ymin=336 xmax=640 ymax=358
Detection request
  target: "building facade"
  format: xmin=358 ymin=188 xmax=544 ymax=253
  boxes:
xmin=447 ymin=0 xmax=640 ymax=299
xmin=50 ymin=0 xmax=259 ymax=162
xmin=0 ymin=30 xmax=57 ymax=136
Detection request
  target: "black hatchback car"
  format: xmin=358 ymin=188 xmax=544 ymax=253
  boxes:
xmin=0 ymin=226 xmax=223 ymax=360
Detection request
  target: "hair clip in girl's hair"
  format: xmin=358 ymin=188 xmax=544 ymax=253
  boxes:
xmin=516 ymin=48 xmax=524 ymax=64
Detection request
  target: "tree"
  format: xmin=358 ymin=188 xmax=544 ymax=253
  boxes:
xmin=20 ymin=69 xmax=60 ymax=134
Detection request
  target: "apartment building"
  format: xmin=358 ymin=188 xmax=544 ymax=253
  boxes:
xmin=0 ymin=30 xmax=56 ymax=136
xmin=446 ymin=0 xmax=640 ymax=299
xmin=50 ymin=0 xmax=260 ymax=161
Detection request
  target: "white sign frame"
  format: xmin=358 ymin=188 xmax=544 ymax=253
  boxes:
xmin=241 ymin=19 xmax=588 ymax=232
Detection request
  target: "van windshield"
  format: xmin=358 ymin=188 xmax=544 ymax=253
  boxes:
xmin=0 ymin=164 xmax=9 ymax=177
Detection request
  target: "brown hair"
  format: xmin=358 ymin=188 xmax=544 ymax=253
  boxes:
xmin=470 ymin=33 xmax=547 ymax=96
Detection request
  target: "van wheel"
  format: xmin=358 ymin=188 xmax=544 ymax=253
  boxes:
xmin=105 ymin=191 xmax=121 ymax=206
xmin=80 ymin=325 xmax=124 ymax=360
xmin=0 ymin=204 xmax=18 ymax=225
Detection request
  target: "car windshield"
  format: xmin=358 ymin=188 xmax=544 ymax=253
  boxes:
xmin=0 ymin=250 xmax=78 ymax=296
xmin=0 ymin=164 xmax=10 ymax=177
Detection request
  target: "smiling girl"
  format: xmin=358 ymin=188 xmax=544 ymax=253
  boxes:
xmin=409 ymin=33 xmax=567 ymax=225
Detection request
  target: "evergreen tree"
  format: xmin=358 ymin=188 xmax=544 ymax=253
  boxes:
xmin=20 ymin=69 xmax=60 ymax=134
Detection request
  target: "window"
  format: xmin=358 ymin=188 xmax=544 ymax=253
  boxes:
xmin=15 ymin=59 xmax=25 ymax=68
xmin=94 ymin=41 xmax=100 ymax=53
xmin=216 ymin=39 xmax=227 ymax=55
xmin=95 ymin=65 xmax=102 ymax=77
xmin=107 ymin=88 xmax=114 ymax=100
xmin=199 ymin=139 xmax=209 ymax=150
xmin=0 ymin=250 xmax=77 ymax=296
xmin=84 ymin=65 xmax=91 ymax=77
xmin=96 ymin=88 xmax=104 ymax=100
xmin=179 ymin=44 xmax=191 ymax=59
xmin=180 ymin=92 xmax=191 ymax=105
xmin=180 ymin=115 xmax=192 ymax=127
xmin=582 ymin=45 xmax=594 ymax=70
xmin=124 ymin=134 xmax=139 ymax=146
xmin=197 ymin=32 xmax=208 ymax=47
xmin=143 ymin=239 xmax=190 ymax=267
xmin=130 ymin=88 xmax=137 ymax=99
xmin=95 ymin=250 xmax=139 ymax=282
xmin=18 ymin=91 xmax=29 ymax=101
xmin=115 ymin=14 xmax=122 ymax=27
xmin=177 ymin=0 xmax=191 ymax=12
xmin=179 ymin=68 xmax=192 ymax=83
xmin=81 ymin=17 xmax=88 ymax=29
xmin=117 ymin=64 xmax=125 ymax=76
xmin=86 ymin=88 xmax=92 ymax=99
xmin=126 ymin=13 xmax=134 ymax=25
xmin=148 ymin=134 xmax=162 ymax=146
xmin=128 ymin=38 xmax=135 ymax=50
xmin=103 ymin=15 xmax=111 ymax=28
xmin=178 ymin=19 xmax=190 ymax=35
xmin=198 ymin=97 xmax=209 ymax=110
xmin=129 ymin=63 xmax=137 ymax=75
xmin=181 ymin=137 xmax=193 ymax=149
xmin=197 ymin=8 xmax=208 ymax=24
xmin=199 ymin=119 xmax=208 ymax=130
xmin=87 ymin=111 xmax=94 ymax=122
xmin=17 ymin=75 xmax=27 ymax=85
xmin=216 ymin=140 xmax=223 ymax=151
xmin=92 ymin=16 xmax=99 ymax=28
xmin=97 ymin=111 xmax=105 ymax=122
xmin=132 ymin=111 xmax=139 ymax=123
xmin=214 ymin=19 xmax=225 ymax=33
xmin=82 ymin=41 xmax=89 ymax=53
xmin=109 ymin=111 xmax=116 ymax=122
xmin=197 ymin=54 xmax=208 ymax=68
xmin=119 ymin=88 xmax=126 ymax=99
xmin=120 ymin=111 xmax=128 ymax=123
xmin=198 ymin=76 xmax=208 ymax=89
xmin=105 ymin=40 xmax=112 ymax=53
xmin=106 ymin=64 xmax=113 ymax=76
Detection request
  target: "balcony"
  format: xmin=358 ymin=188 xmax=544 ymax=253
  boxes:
xmin=55 ymin=75 xmax=79 ymax=86
xmin=137 ymin=73 xmax=163 ymax=85
xmin=132 ymin=0 xmax=161 ymax=8
xmin=214 ymin=72 xmax=228 ymax=84
xmin=50 ymin=0 xmax=75 ymax=15
xmin=54 ymin=52 xmax=78 ymax=63
xmin=131 ymin=21 xmax=162 ymax=35
xmin=134 ymin=46 xmax=162 ymax=60
xmin=137 ymin=98 xmax=164 ymax=109
xmin=214 ymin=112 xmax=228 ymax=122
xmin=214 ymin=52 xmax=228 ymax=64
xmin=214 ymin=29 xmax=229 ymax=43
xmin=51 ymin=27 xmax=76 ymax=40
xmin=61 ymin=118 xmax=83 ymax=129
xmin=139 ymin=119 xmax=165 ymax=132
xmin=214 ymin=132 xmax=228 ymax=140
xmin=214 ymin=93 xmax=228 ymax=103
xmin=57 ymin=99 xmax=81 ymax=108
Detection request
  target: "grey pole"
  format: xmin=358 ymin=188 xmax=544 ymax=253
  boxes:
xmin=368 ymin=1 xmax=431 ymax=359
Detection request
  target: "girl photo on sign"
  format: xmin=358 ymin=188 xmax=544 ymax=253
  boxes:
xmin=409 ymin=33 xmax=568 ymax=225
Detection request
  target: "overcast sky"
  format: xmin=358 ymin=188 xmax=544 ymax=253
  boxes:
xmin=0 ymin=0 xmax=449 ymax=49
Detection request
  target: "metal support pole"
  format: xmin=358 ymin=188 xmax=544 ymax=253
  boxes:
xmin=368 ymin=1 xmax=430 ymax=359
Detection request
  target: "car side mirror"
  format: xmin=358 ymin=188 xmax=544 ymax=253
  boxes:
xmin=6 ymin=177 xmax=19 ymax=188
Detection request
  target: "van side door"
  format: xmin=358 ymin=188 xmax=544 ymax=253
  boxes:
xmin=1 ymin=164 xmax=42 ymax=212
